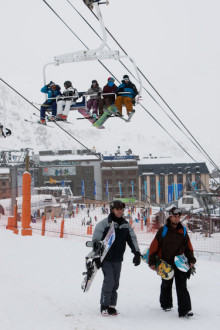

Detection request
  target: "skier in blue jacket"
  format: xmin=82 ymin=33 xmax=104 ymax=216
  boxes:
xmin=39 ymin=81 xmax=61 ymax=124
xmin=115 ymin=75 xmax=138 ymax=116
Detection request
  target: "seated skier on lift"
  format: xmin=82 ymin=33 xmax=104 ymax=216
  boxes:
xmin=115 ymin=75 xmax=138 ymax=117
xmin=86 ymin=80 xmax=102 ymax=118
xmin=39 ymin=81 xmax=61 ymax=124
xmin=56 ymin=81 xmax=79 ymax=121
xmin=99 ymin=77 xmax=117 ymax=116
xmin=0 ymin=124 xmax=11 ymax=138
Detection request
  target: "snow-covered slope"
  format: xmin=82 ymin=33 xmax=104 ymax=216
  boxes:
xmin=0 ymin=81 xmax=197 ymax=160
xmin=0 ymin=229 xmax=220 ymax=330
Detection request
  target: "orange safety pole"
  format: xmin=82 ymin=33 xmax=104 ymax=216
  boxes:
xmin=41 ymin=215 xmax=46 ymax=236
xmin=141 ymin=218 xmax=144 ymax=231
xmin=21 ymin=172 xmax=32 ymax=236
xmin=89 ymin=224 xmax=93 ymax=235
xmin=6 ymin=216 xmax=15 ymax=231
xmin=13 ymin=204 xmax=18 ymax=234
xmin=129 ymin=218 xmax=132 ymax=226
xmin=76 ymin=206 xmax=79 ymax=214
xmin=60 ymin=219 xmax=65 ymax=238
xmin=51 ymin=211 xmax=54 ymax=221
xmin=87 ymin=225 xmax=90 ymax=235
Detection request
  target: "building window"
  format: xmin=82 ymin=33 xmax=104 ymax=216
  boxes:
xmin=168 ymin=174 xmax=173 ymax=185
xmin=195 ymin=173 xmax=201 ymax=189
xmin=177 ymin=174 xmax=183 ymax=184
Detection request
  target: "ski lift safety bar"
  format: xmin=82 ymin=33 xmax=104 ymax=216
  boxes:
xmin=43 ymin=1 xmax=142 ymax=99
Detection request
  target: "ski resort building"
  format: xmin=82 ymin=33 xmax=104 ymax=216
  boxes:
xmin=101 ymin=153 xmax=139 ymax=201
xmin=138 ymin=159 xmax=210 ymax=205
xmin=36 ymin=149 xmax=102 ymax=201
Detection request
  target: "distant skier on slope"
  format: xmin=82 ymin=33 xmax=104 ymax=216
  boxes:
xmin=0 ymin=124 xmax=11 ymax=138
xmin=39 ymin=81 xmax=61 ymax=124
xmin=56 ymin=81 xmax=79 ymax=121
xmin=92 ymin=200 xmax=141 ymax=315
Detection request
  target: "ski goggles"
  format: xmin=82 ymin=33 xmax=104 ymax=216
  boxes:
xmin=124 ymin=78 xmax=129 ymax=82
xmin=169 ymin=208 xmax=182 ymax=216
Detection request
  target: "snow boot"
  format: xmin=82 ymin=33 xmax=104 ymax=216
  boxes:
xmin=38 ymin=119 xmax=46 ymax=125
xmin=108 ymin=307 xmax=117 ymax=315
xmin=100 ymin=305 xmax=109 ymax=315
xmin=179 ymin=311 xmax=193 ymax=318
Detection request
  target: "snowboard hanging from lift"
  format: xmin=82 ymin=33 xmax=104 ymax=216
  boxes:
xmin=81 ymin=222 xmax=115 ymax=292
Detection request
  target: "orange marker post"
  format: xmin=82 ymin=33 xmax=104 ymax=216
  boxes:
xmin=141 ymin=218 xmax=144 ymax=231
xmin=60 ymin=219 xmax=65 ymax=238
xmin=41 ymin=215 xmax=46 ymax=236
xmin=21 ymin=172 xmax=32 ymax=236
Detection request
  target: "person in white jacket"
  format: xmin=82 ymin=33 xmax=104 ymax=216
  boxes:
xmin=56 ymin=81 xmax=79 ymax=121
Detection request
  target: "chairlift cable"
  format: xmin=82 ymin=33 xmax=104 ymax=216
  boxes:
xmin=1 ymin=77 xmax=212 ymax=208
xmin=66 ymin=0 xmax=216 ymax=167
xmin=42 ymin=0 xmax=200 ymax=165
xmin=84 ymin=2 xmax=219 ymax=170
xmin=42 ymin=0 xmax=119 ymax=83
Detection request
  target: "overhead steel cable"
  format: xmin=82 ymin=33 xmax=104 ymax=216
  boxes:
xmin=42 ymin=0 xmax=199 ymax=163
xmin=82 ymin=1 xmax=219 ymax=170
xmin=0 ymin=77 xmax=162 ymax=207
xmin=42 ymin=0 xmax=119 ymax=84
xmin=66 ymin=0 xmax=212 ymax=164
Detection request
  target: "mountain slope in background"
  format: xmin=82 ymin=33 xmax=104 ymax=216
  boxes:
xmin=0 ymin=81 xmax=195 ymax=161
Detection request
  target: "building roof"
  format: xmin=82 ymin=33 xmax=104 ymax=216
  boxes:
xmin=138 ymin=162 xmax=209 ymax=175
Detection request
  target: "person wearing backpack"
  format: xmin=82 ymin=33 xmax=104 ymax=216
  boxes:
xmin=148 ymin=207 xmax=196 ymax=318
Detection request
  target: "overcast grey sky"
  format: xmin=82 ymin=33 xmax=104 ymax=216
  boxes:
xmin=0 ymin=0 xmax=219 ymax=169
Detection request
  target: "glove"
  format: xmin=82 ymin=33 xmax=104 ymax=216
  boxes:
xmin=133 ymin=252 xmax=141 ymax=266
xmin=98 ymin=92 xmax=102 ymax=97
xmin=94 ymin=257 xmax=102 ymax=269
xmin=190 ymin=266 xmax=196 ymax=276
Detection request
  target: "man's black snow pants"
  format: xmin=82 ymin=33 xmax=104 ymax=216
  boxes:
xmin=160 ymin=268 xmax=192 ymax=316
xmin=100 ymin=261 xmax=122 ymax=307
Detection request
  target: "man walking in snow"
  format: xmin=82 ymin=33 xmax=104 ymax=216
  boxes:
xmin=148 ymin=207 xmax=196 ymax=318
xmin=92 ymin=200 xmax=141 ymax=315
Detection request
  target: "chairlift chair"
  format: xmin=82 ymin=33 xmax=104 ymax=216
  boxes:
xmin=43 ymin=1 xmax=142 ymax=114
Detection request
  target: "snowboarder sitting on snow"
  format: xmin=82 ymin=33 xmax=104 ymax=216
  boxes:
xmin=85 ymin=80 xmax=102 ymax=118
xmin=39 ymin=81 xmax=61 ymax=124
xmin=92 ymin=200 xmax=141 ymax=315
xmin=115 ymin=75 xmax=138 ymax=116
xmin=148 ymin=207 xmax=196 ymax=318
xmin=98 ymin=77 xmax=117 ymax=116
xmin=56 ymin=81 xmax=79 ymax=121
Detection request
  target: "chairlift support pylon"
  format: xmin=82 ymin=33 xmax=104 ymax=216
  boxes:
xmin=43 ymin=1 xmax=142 ymax=99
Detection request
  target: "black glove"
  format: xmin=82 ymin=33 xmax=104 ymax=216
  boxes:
xmin=133 ymin=252 xmax=141 ymax=266
xmin=190 ymin=266 xmax=196 ymax=276
xmin=98 ymin=92 xmax=102 ymax=97
xmin=94 ymin=257 xmax=102 ymax=269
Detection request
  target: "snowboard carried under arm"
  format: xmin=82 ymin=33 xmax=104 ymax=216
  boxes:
xmin=81 ymin=222 xmax=115 ymax=292
xmin=141 ymin=247 xmax=174 ymax=280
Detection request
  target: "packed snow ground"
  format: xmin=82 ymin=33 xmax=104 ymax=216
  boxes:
xmin=0 ymin=229 xmax=220 ymax=330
